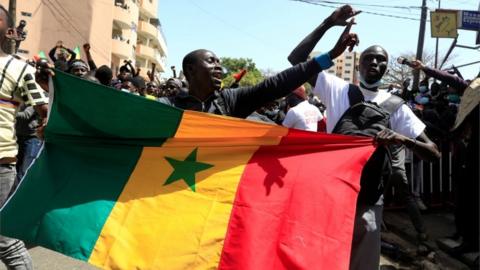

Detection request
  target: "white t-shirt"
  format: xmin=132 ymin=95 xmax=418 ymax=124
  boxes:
xmin=282 ymin=100 xmax=323 ymax=131
xmin=312 ymin=72 xmax=425 ymax=138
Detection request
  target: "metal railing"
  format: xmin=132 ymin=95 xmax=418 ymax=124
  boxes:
xmin=386 ymin=142 xmax=456 ymax=209
xmin=157 ymin=24 xmax=167 ymax=46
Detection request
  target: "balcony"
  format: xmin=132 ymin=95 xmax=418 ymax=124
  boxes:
xmin=138 ymin=21 xmax=157 ymax=39
xmin=156 ymin=28 xmax=168 ymax=56
xmin=112 ymin=38 xmax=133 ymax=59
xmin=113 ymin=0 xmax=139 ymax=29
xmin=153 ymin=51 xmax=166 ymax=72
xmin=113 ymin=6 xmax=131 ymax=29
xmin=136 ymin=44 xmax=155 ymax=60
xmin=139 ymin=0 xmax=157 ymax=18
xmin=148 ymin=29 xmax=167 ymax=58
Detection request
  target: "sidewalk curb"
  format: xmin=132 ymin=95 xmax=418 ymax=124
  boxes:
xmin=383 ymin=211 xmax=471 ymax=270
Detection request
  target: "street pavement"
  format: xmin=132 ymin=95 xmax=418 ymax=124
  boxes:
xmin=383 ymin=210 xmax=473 ymax=269
xmin=0 ymin=246 xmax=97 ymax=270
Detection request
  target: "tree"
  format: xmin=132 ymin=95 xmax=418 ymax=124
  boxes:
xmin=383 ymin=50 xmax=456 ymax=89
xmin=260 ymin=68 xmax=277 ymax=78
xmin=221 ymin=57 xmax=264 ymax=87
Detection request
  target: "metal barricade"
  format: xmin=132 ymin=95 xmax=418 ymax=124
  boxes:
xmin=404 ymin=142 xmax=455 ymax=208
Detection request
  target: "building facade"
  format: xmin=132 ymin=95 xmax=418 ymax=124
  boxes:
xmin=311 ymin=51 xmax=360 ymax=85
xmin=0 ymin=0 xmax=167 ymax=78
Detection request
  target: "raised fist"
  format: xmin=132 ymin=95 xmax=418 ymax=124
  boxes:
xmin=326 ymin=5 xmax=361 ymax=26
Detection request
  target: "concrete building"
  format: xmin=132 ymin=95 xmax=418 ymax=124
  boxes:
xmin=0 ymin=0 xmax=167 ymax=78
xmin=311 ymin=51 xmax=360 ymax=85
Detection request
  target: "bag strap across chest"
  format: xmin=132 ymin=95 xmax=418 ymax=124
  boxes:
xmin=348 ymin=84 xmax=405 ymax=115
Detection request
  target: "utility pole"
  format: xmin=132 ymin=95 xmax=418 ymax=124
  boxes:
xmin=413 ymin=0 xmax=428 ymax=91
xmin=434 ymin=0 xmax=441 ymax=69
xmin=8 ymin=0 xmax=16 ymax=54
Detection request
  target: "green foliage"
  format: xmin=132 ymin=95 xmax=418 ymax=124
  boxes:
xmin=220 ymin=57 xmax=264 ymax=88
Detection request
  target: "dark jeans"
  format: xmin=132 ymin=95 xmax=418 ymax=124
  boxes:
xmin=0 ymin=164 xmax=33 ymax=269
xmin=386 ymin=146 xmax=426 ymax=234
xmin=16 ymin=136 xmax=43 ymax=183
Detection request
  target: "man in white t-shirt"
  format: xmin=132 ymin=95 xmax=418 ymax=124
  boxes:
xmin=282 ymin=86 xmax=323 ymax=131
xmin=287 ymin=5 xmax=440 ymax=270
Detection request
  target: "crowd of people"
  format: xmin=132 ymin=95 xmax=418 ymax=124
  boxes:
xmin=34 ymin=41 xmax=187 ymax=100
xmin=0 ymin=3 xmax=478 ymax=270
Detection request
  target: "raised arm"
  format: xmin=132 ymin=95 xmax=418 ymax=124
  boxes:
xmin=125 ymin=60 xmax=137 ymax=76
xmin=288 ymin=5 xmax=361 ymax=86
xmin=48 ymin=46 xmax=57 ymax=63
xmin=83 ymin=43 xmax=97 ymax=71
xmin=147 ymin=63 xmax=156 ymax=82
xmin=226 ymin=60 xmax=321 ymax=118
xmin=65 ymin=47 xmax=77 ymax=64
xmin=411 ymin=60 xmax=469 ymax=94
xmin=227 ymin=23 xmax=359 ymax=118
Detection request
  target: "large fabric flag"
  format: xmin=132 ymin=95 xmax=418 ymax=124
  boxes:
xmin=1 ymin=72 xmax=375 ymax=270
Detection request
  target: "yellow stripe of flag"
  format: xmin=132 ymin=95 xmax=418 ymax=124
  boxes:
xmin=89 ymin=111 xmax=286 ymax=269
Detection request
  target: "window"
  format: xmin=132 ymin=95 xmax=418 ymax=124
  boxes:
xmin=17 ymin=49 xmax=29 ymax=54
xmin=346 ymin=56 xmax=352 ymax=60
xmin=345 ymin=70 xmax=351 ymax=74
xmin=21 ymin=12 xmax=32 ymax=17
xmin=115 ymin=0 xmax=126 ymax=8
xmin=150 ymin=18 xmax=161 ymax=28
xmin=345 ymin=63 xmax=351 ymax=67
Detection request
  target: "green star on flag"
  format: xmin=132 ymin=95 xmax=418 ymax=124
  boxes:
xmin=164 ymin=148 xmax=214 ymax=192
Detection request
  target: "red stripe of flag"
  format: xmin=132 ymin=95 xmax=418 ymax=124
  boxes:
xmin=219 ymin=129 xmax=375 ymax=270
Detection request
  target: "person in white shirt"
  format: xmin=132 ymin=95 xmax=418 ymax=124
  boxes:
xmin=282 ymin=86 xmax=323 ymax=131
xmin=287 ymin=5 xmax=440 ymax=270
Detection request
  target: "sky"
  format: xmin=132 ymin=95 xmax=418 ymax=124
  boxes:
xmin=159 ymin=0 xmax=479 ymax=79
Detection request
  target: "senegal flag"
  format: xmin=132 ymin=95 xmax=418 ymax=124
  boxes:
xmin=1 ymin=72 xmax=375 ymax=270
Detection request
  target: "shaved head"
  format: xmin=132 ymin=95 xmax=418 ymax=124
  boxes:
xmin=181 ymin=49 xmax=223 ymax=99
xmin=359 ymin=45 xmax=389 ymax=85
xmin=182 ymin=49 xmax=211 ymax=79
xmin=360 ymin=45 xmax=388 ymax=62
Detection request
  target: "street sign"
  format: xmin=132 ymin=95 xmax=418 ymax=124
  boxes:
xmin=458 ymin=10 xmax=480 ymax=31
xmin=430 ymin=10 xmax=458 ymax=38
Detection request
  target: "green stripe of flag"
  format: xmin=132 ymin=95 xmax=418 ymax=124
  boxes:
xmin=47 ymin=72 xmax=183 ymax=146
xmin=1 ymin=143 xmax=142 ymax=261
xmin=1 ymin=72 xmax=185 ymax=261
